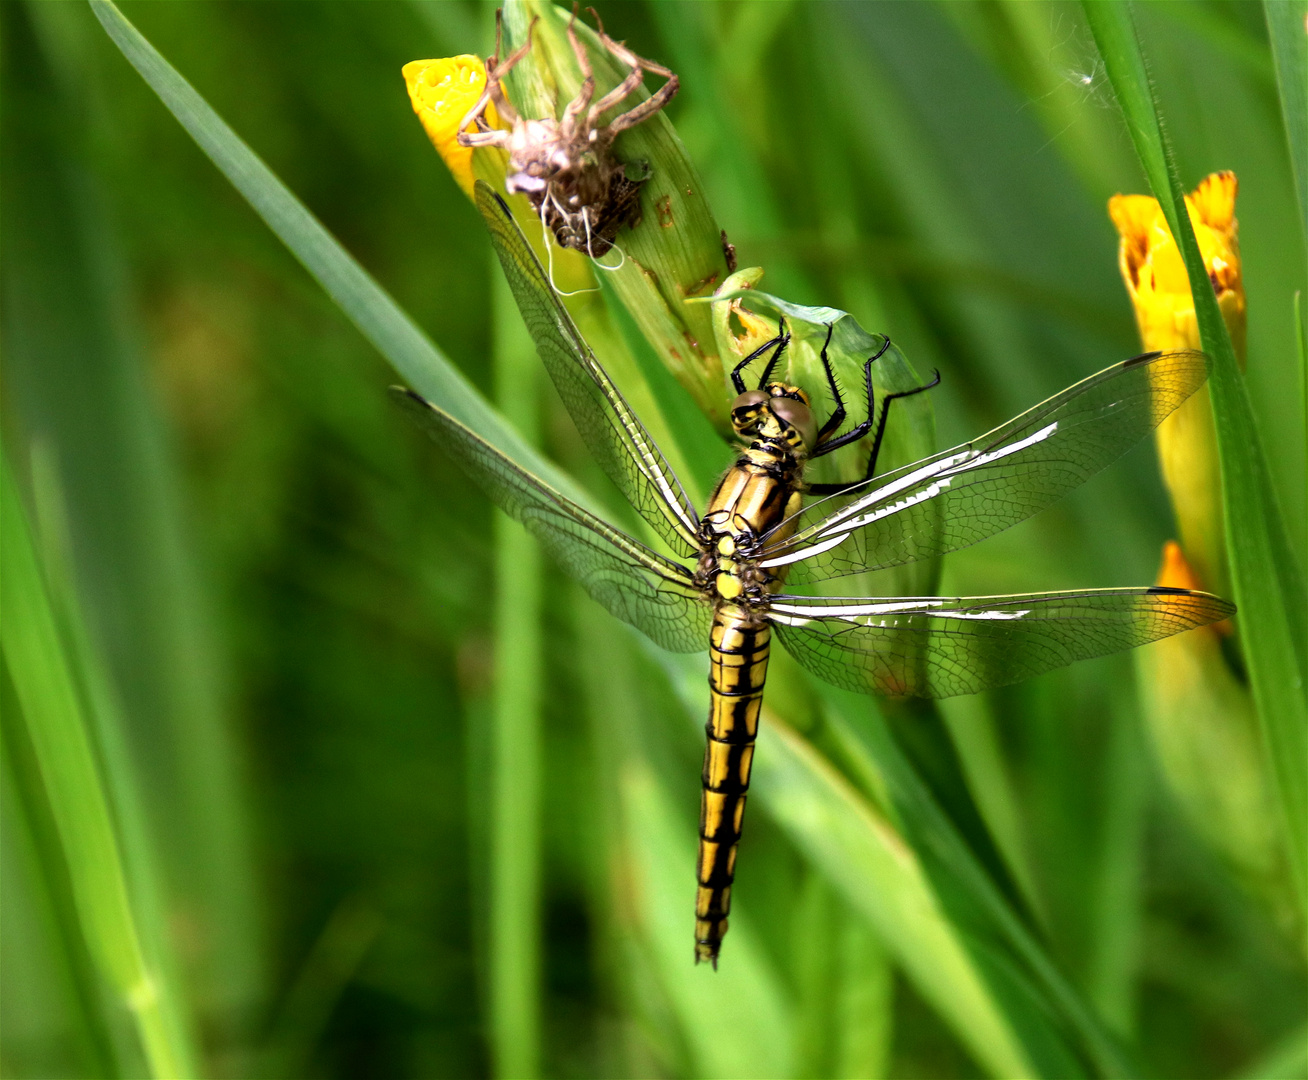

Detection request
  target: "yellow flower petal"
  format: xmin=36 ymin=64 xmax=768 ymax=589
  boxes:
xmin=402 ymin=56 xmax=499 ymax=196
xmin=1108 ymin=170 xmax=1245 ymax=363
xmin=1108 ymin=173 xmax=1244 ymax=602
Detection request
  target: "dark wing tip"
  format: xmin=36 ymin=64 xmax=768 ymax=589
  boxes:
xmin=1122 ymin=347 xmax=1208 ymax=369
xmin=388 ymin=384 xmax=433 ymax=411
xmin=388 ymin=385 xmax=450 ymax=445
xmin=472 ymin=178 xmax=514 ymax=223
xmin=1146 ymin=586 xmax=1237 ymax=625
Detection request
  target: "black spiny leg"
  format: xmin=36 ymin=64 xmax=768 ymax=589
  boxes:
xmin=812 ymin=325 xmax=846 ymax=446
xmin=730 ymin=317 xmax=789 ymax=394
xmin=808 ymin=369 xmax=941 ymax=496
xmin=809 ymin=339 xmax=893 ymax=459
xmin=753 ymin=316 xmax=791 ymax=389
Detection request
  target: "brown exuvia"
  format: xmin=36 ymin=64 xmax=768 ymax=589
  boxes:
xmin=456 ymin=8 xmax=678 ymax=258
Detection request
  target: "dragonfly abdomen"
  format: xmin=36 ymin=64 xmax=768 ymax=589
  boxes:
xmin=695 ymin=605 xmax=770 ymax=967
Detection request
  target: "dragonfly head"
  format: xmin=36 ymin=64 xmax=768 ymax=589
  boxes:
xmin=729 ymin=386 xmax=817 ymax=452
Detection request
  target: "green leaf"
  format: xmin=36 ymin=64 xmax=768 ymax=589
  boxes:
xmin=4 ymin=0 xmax=264 ymax=1031
xmin=754 ymin=712 xmax=1040 ymax=1079
xmin=1266 ymin=0 xmax=1308 ymax=241
xmin=815 ymin=688 xmax=1136 ymax=1079
xmin=1 ymin=449 xmax=197 ymax=1079
xmin=86 ymin=0 xmax=580 ymax=508
xmin=1084 ymin=0 xmax=1308 ymax=910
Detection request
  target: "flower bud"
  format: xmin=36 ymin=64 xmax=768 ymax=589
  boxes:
xmin=1109 ymin=171 xmax=1244 ymax=600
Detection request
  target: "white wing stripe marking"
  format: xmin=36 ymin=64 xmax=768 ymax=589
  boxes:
xmin=771 ymin=599 xmax=947 ymax=616
xmin=761 ymin=421 xmax=1060 ymax=568
xmin=768 ymin=605 xmax=1033 ymax=625
xmin=596 ymin=362 xmax=698 ymax=542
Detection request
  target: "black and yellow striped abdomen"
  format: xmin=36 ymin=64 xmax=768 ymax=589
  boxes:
xmin=695 ymin=605 xmax=771 ymax=966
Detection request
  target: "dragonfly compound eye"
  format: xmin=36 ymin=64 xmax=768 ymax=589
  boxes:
xmin=769 ymin=396 xmax=817 ymax=449
xmin=730 ymin=390 xmax=770 ymax=433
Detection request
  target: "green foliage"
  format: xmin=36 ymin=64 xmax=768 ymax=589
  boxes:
xmin=3 ymin=1 xmax=1304 ymax=1078
xmin=1084 ymin=0 xmax=1308 ymax=909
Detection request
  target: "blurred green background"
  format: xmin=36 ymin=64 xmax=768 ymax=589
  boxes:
xmin=2 ymin=2 xmax=1305 ymax=1078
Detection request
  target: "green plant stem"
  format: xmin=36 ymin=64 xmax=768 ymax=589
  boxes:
xmin=1085 ymin=0 xmax=1308 ymax=913
xmin=1 ymin=451 xmax=196 ymax=1079
xmin=488 ymin=271 xmax=543 ymax=1079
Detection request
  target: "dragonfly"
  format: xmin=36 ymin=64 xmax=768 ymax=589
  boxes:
xmin=394 ymin=184 xmax=1234 ymax=967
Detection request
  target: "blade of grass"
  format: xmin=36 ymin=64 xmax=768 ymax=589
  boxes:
xmin=1 ymin=676 xmax=119 ymax=1079
xmin=937 ymin=695 xmax=1043 ymax=920
xmin=816 ymin=688 xmax=1136 ymax=1080
xmin=619 ymin=760 xmax=795 ymax=1079
xmin=757 ymin=709 xmax=1043 ymax=1080
xmin=261 ymin=896 xmax=383 ymax=1079
xmin=86 ymin=0 xmax=575 ymax=506
xmin=488 ymin=271 xmax=544 ymax=1080
xmin=4 ymin=1 xmax=265 ymax=1033
xmin=1233 ymin=1020 xmax=1308 ymax=1080
xmin=791 ymin=870 xmax=842 ymax=1079
xmin=1 ymin=448 xmax=197 ymax=1079
xmin=1085 ymin=0 xmax=1308 ymax=910
xmin=1084 ymin=696 xmax=1147 ymax=1037
xmin=833 ymin=921 xmax=893 ymax=1080
xmin=1265 ymin=0 xmax=1308 ymax=240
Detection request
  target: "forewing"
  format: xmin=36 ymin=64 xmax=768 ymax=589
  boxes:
xmin=393 ymin=388 xmax=709 ymax=654
xmin=475 ymin=183 xmax=700 ymax=557
xmin=763 ymin=351 xmax=1208 ymax=582
xmin=769 ymin=587 xmax=1233 ymax=699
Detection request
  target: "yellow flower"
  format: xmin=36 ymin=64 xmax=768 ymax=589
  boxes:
xmin=402 ymin=56 xmax=500 ymax=196
xmin=1109 ymin=170 xmax=1245 ymax=363
xmin=1109 ymin=171 xmax=1245 ymax=600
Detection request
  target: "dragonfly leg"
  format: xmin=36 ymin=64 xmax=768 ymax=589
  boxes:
xmin=812 ymin=324 xmax=847 ymax=445
xmin=809 ymin=338 xmax=893 ymax=459
xmin=729 ymin=316 xmax=789 ymax=394
xmin=807 ymin=369 xmax=941 ymax=495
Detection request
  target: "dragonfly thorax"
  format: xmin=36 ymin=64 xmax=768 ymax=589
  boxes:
xmin=697 ymin=450 xmax=805 ymax=605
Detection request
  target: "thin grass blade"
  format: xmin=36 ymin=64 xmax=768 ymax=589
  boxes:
xmin=1265 ymin=0 xmax=1308 ymax=240
xmin=487 ymin=272 xmax=544 ymax=1080
xmin=86 ymin=0 xmax=577 ymax=505
xmin=4 ymin=1 xmax=265 ymax=1033
xmin=1085 ymin=0 xmax=1308 ymax=909
xmin=1 ymin=449 xmax=198 ymax=1079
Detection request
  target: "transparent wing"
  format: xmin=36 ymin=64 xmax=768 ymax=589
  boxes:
xmin=769 ymin=587 xmax=1233 ymax=699
xmin=762 ymin=351 xmax=1208 ymax=582
xmin=475 ymin=182 xmax=701 ymax=557
xmin=393 ymin=388 xmax=710 ymax=653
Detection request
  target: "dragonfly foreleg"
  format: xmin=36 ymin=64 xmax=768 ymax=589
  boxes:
xmin=812 ymin=324 xmax=847 ymax=445
xmin=809 ymin=337 xmax=892 ymax=459
xmin=730 ymin=317 xmax=789 ymax=394
xmin=807 ymin=368 xmax=940 ymax=495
